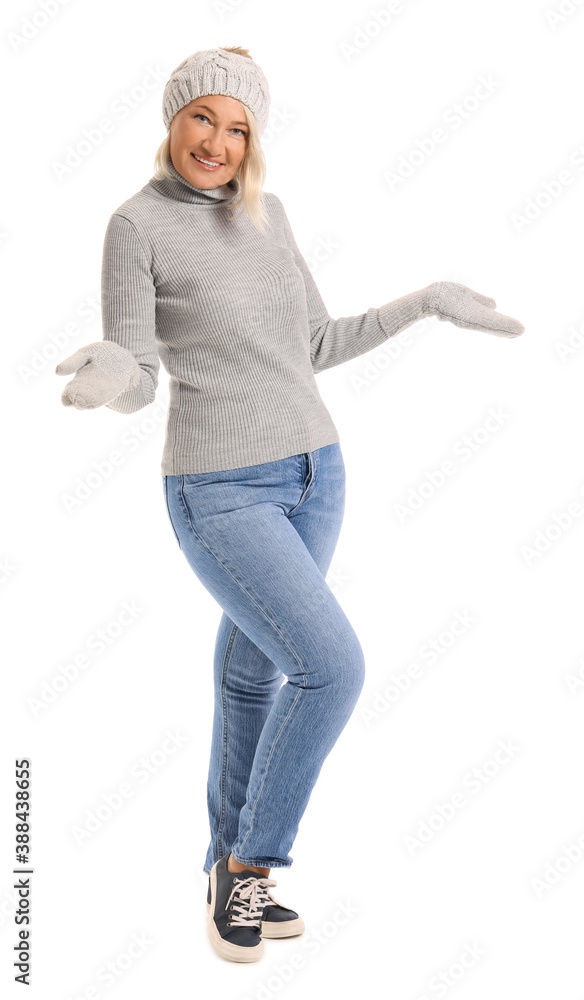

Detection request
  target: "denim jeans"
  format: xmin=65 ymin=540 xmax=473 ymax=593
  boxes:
xmin=162 ymin=442 xmax=366 ymax=873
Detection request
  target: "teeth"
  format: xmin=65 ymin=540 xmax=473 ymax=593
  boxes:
xmin=194 ymin=154 xmax=220 ymax=166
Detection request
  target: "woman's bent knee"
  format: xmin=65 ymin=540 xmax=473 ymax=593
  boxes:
xmin=342 ymin=634 xmax=366 ymax=700
xmin=307 ymin=627 xmax=365 ymax=702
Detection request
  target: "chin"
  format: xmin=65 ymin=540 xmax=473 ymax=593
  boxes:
xmin=187 ymin=162 xmax=231 ymax=187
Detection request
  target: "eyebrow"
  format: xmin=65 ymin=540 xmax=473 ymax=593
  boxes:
xmin=193 ymin=104 xmax=249 ymax=127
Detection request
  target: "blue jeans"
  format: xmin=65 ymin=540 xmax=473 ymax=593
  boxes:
xmin=162 ymin=442 xmax=365 ymax=873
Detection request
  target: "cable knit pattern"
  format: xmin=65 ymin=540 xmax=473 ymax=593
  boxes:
xmin=98 ymin=157 xmax=400 ymax=475
xmin=162 ymin=48 xmax=271 ymax=135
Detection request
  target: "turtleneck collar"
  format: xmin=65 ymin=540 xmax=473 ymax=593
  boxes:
xmin=148 ymin=156 xmax=240 ymax=207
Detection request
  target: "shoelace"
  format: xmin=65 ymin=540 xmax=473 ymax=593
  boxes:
xmin=226 ymin=874 xmax=278 ymax=928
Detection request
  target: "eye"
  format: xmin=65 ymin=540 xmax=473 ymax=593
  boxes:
xmin=193 ymin=114 xmax=246 ymax=137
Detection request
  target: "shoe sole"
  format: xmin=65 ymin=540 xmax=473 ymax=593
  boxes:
xmin=206 ymin=901 xmax=305 ymax=939
xmin=261 ymin=915 xmax=305 ymax=938
xmin=207 ymin=864 xmax=264 ymax=963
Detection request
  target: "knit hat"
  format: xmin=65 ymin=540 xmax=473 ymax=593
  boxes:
xmin=162 ymin=48 xmax=271 ymax=136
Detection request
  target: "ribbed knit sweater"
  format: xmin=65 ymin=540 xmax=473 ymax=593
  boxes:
xmin=101 ymin=158 xmax=408 ymax=474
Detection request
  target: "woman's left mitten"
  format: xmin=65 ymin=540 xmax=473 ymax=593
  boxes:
xmin=428 ymin=281 xmax=525 ymax=337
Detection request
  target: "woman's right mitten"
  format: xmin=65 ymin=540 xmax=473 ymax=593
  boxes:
xmin=55 ymin=341 xmax=142 ymax=409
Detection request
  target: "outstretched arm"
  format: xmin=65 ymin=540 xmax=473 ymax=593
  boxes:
xmin=275 ymin=196 xmax=524 ymax=374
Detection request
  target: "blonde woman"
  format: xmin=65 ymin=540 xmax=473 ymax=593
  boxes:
xmin=56 ymin=46 xmax=524 ymax=964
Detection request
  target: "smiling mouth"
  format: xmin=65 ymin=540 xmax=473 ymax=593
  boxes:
xmin=191 ymin=152 xmax=223 ymax=168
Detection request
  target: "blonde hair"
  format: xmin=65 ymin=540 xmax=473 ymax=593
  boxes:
xmin=153 ymin=45 xmax=268 ymax=232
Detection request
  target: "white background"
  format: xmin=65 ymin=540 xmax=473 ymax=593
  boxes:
xmin=2 ymin=0 xmax=584 ymax=996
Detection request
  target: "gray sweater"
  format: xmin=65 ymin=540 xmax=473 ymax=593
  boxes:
xmin=102 ymin=158 xmax=405 ymax=475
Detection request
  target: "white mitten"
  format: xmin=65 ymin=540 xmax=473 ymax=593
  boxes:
xmin=55 ymin=341 xmax=142 ymax=409
xmin=428 ymin=281 xmax=524 ymax=337
xmin=377 ymin=282 xmax=524 ymax=340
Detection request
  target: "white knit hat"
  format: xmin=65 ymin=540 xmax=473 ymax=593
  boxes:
xmin=162 ymin=48 xmax=271 ymax=135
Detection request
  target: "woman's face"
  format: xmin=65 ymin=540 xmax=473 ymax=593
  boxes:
xmin=169 ymin=94 xmax=249 ymax=188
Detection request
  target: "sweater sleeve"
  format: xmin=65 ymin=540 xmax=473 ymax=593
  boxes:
xmin=275 ymin=196 xmax=392 ymax=375
xmin=101 ymin=213 xmax=159 ymax=413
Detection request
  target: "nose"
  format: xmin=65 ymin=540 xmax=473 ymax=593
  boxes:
xmin=200 ymin=128 xmax=225 ymax=156
xmin=200 ymin=146 xmax=224 ymax=160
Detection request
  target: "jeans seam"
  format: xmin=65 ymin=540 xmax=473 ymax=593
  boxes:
xmin=178 ymin=479 xmax=307 ymax=680
xmin=235 ymin=684 xmax=303 ymax=861
xmin=217 ymin=621 xmax=239 ymax=860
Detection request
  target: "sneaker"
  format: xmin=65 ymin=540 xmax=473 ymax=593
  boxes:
xmin=206 ymin=855 xmax=276 ymax=962
xmin=260 ymin=887 xmax=305 ymax=939
xmin=206 ymin=863 xmax=305 ymax=941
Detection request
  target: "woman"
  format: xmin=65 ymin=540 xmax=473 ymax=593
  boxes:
xmin=55 ymin=46 xmax=524 ymax=964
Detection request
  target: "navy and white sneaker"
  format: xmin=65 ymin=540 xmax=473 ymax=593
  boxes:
xmin=206 ymin=860 xmax=305 ymax=942
xmin=207 ymin=855 xmax=276 ymax=962
xmin=260 ymin=889 xmax=305 ymax=939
